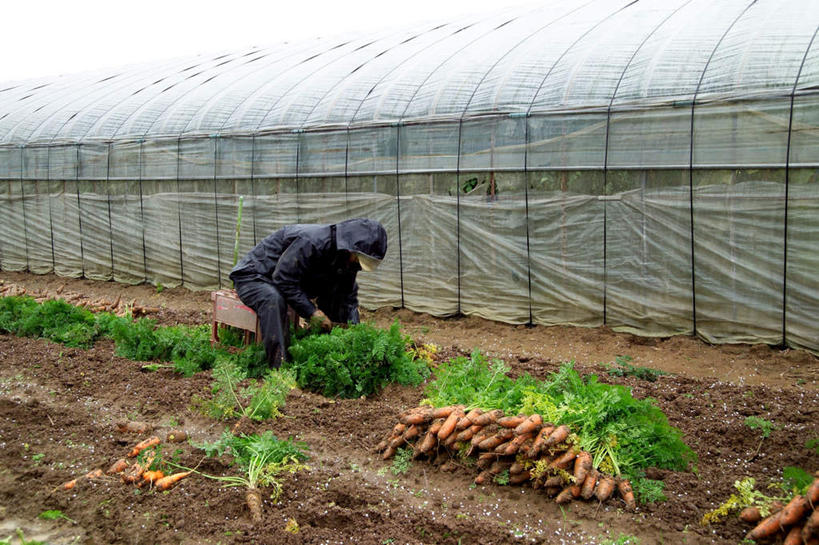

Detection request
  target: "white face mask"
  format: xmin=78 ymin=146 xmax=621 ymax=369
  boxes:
xmin=355 ymin=253 xmax=381 ymax=272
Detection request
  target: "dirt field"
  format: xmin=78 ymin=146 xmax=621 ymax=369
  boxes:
xmin=0 ymin=271 xmax=817 ymax=545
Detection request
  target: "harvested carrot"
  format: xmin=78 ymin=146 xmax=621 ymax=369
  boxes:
xmin=462 ymin=408 xmax=483 ymax=427
xmin=116 ymin=421 xmax=152 ymax=434
xmin=61 ymin=479 xmax=78 ymax=490
xmin=580 ymin=469 xmax=598 ymax=500
xmin=596 ymin=476 xmax=616 ymax=502
xmin=471 ymin=409 xmax=503 ymax=426
xmin=246 ymin=487 xmax=263 ymax=522
xmin=417 ymin=431 xmax=438 ymax=454
xmin=509 ymin=471 xmax=531 ymax=485
xmin=127 ymin=436 xmax=160 ymax=458
xmin=808 ymin=478 xmax=819 ymax=505
xmin=783 ymin=524 xmax=804 ymax=545
xmin=549 ymin=446 xmax=579 ymax=471
xmin=617 ymin=478 xmax=636 ymax=511
xmin=509 ymin=461 xmax=525 ymax=475
xmin=502 ymin=433 xmax=534 ymax=456
xmin=107 ymin=458 xmax=129 ymax=475
xmin=476 ymin=452 xmax=495 ymax=470
xmin=437 ymin=408 xmax=465 ymax=441
xmin=85 ymin=468 xmax=104 ymax=479
xmin=803 ymin=508 xmax=819 ymax=541
xmin=746 ymin=512 xmax=783 ymax=541
xmin=779 ymin=495 xmax=810 ymax=527
xmin=142 ymin=470 xmax=165 ymax=485
xmin=514 ymin=414 xmax=542 ymax=436
xmin=400 ymin=408 xmax=432 ymax=426
xmin=403 ymin=424 xmax=421 ymax=441
xmin=488 ymin=459 xmax=509 ymax=475
xmin=392 ymin=423 xmax=407 ymax=436
xmin=543 ymin=425 xmax=570 ymax=448
xmin=498 ymin=415 xmax=526 ymax=429
xmin=471 ymin=431 xmax=489 ymax=447
xmin=478 ymin=429 xmax=514 ymax=451
xmin=455 ymin=427 xmax=476 ymax=442
xmin=739 ymin=506 xmax=762 ymax=523
xmin=374 ymin=438 xmax=390 ymax=452
xmin=382 ymin=445 xmax=397 ymax=460
xmin=573 ymin=451 xmax=592 ymax=485
xmin=154 ymin=470 xmax=192 ymax=492
xmin=527 ymin=425 xmax=555 ymax=458
xmin=388 ymin=435 xmax=404 ymax=450
xmin=555 ymin=486 xmax=574 ymax=504
xmin=428 ymin=418 xmax=445 ymax=435
xmin=474 ymin=470 xmax=491 ymax=485
xmin=165 ymin=430 xmax=189 ymax=444
xmin=432 ymin=405 xmax=461 ymax=419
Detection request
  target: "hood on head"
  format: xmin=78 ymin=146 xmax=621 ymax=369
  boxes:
xmin=335 ymin=218 xmax=387 ymax=270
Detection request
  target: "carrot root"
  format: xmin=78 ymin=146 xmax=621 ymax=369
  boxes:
xmin=246 ymin=487 xmax=263 ymax=523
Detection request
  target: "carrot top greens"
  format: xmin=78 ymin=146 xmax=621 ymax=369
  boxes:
xmin=423 ymin=350 xmax=696 ymax=500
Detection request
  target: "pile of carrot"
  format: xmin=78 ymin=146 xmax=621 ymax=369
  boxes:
xmin=0 ymin=281 xmax=159 ymax=317
xmin=56 ymin=424 xmax=192 ymax=493
xmin=741 ymin=475 xmax=819 ymax=544
xmin=376 ymin=405 xmax=636 ymax=510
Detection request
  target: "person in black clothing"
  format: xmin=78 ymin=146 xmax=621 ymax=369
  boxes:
xmin=229 ymin=218 xmax=387 ymax=367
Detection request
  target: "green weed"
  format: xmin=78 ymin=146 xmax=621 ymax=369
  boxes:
xmin=604 ymin=355 xmax=667 ymax=382
xmin=390 ymin=447 xmax=413 ymax=476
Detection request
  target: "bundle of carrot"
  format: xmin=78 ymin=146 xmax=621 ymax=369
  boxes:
xmin=741 ymin=475 xmax=819 ymax=544
xmin=56 ymin=428 xmax=193 ymax=493
xmin=0 ymin=282 xmax=159 ymax=317
xmin=376 ymin=405 xmax=636 ymax=510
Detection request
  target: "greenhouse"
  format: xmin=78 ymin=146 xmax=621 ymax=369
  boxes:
xmin=0 ymin=0 xmax=817 ymax=352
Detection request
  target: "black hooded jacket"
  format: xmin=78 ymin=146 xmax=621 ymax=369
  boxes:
xmin=229 ymin=218 xmax=387 ymax=321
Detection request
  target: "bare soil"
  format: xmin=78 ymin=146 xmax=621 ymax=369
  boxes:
xmin=0 ymin=271 xmax=817 ymax=545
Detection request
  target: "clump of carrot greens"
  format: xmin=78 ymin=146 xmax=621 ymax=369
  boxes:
xmin=285 ymin=320 xmax=430 ymax=398
xmin=423 ymin=350 xmax=695 ymax=502
xmin=199 ymin=358 xmax=295 ymax=421
xmin=195 ymin=430 xmax=309 ymax=522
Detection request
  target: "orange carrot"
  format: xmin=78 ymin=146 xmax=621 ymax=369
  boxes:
xmin=142 ymin=470 xmax=165 ymax=485
xmin=746 ymin=513 xmax=783 ymax=541
xmin=488 ymin=459 xmax=509 ymax=475
xmin=85 ymin=468 xmax=104 ymax=479
xmin=808 ymin=478 xmax=819 ymax=506
xmin=779 ymin=495 xmax=810 ymax=527
xmin=61 ymin=479 xmax=77 ymax=490
xmin=127 ymin=436 xmax=160 ymax=458
xmin=580 ymin=469 xmax=598 ymax=500
xmin=438 ymin=408 xmax=465 ymax=441
xmin=803 ymin=508 xmax=819 ymax=541
xmin=549 ymin=446 xmax=579 ymax=471
xmin=503 ymin=433 xmax=534 ymax=456
xmin=509 ymin=461 xmax=525 ymax=475
xmin=476 ymin=452 xmax=495 ymax=470
xmin=596 ymin=476 xmax=616 ymax=502
xmin=471 ymin=430 xmax=489 ymax=447
xmin=471 ymin=409 xmax=503 ymax=426
xmin=154 ymin=471 xmax=192 ymax=491
xmin=527 ymin=425 xmax=555 ymax=458
xmin=400 ymin=408 xmax=433 ymax=425
xmin=617 ymin=479 xmax=636 ymax=511
xmin=382 ymin=445 xmax=397 ymax=460
xmin=403 ymin=424 xmax=421 ymax=441
xmin=783 ymin=524 xmax=804 ymax=545
xmin=417 ymin=431 xmax=438 ymax=454
xmin=428 ymin=418 xmax=445 ymax=436
xmin=462 ymin=408 xmax=483 ymax=427
xmin=116 ymin=421 xmax=152 ymax=434
xmin=388 ymin=435 xmax=404 ymax=450
xmin=392 ymin=423 xmax=407 ymax=436
xmin=543 ymin=425 xmax=570 ymax=449
xmin=432 ymin=405 xmax=461 ymax=419
xmin=474 ymin=470 xmax=491 ymax=485
xmin=478 ymin=429 xmax=514 ymax=451
xmin=573 ymin=451 xmax=592 ymax=485
xmin=107 ymin=458 xmax=129 ymax=475
xmin=509 ymin=470 xmax=531 ymax=485
xmin=514 ymin=414 xmax=543 ymax=436
xmin=455 ymin=427 xmax=476 ymax=442
xmin=739 ymin=506 xmax=762 ymax=523
xmin=498 ymin=415 xmax=526 ymax=429
xmin=555 ymin=486 xmax=574 ymax=504
xmin=246 ymin=487 xmax=262 ymax=522
xmin=543 ymin=475 xmax=565 ymax=488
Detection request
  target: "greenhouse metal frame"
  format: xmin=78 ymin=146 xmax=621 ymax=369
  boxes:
xmin=1 ymin=0 xmax=818 ymax=353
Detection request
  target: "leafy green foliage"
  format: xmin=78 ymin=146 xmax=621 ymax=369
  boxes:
xmin=204 ymin=358 xmax=295 ymax=421
xmin=631 ymin=477 xmax=666 ymax=504
xmin=702 ymin=477 xmax=786 ymax=525
xmin=779 ymin=466 xmax=814 ymax=495
xmin=286 ymin=320 xmax=430 ymax=398
xmin=390 ymin=447 xmax=413 ymax=476
xmin=604 ymin=355 xmax=667 ymax=382
xmin=196 ymin=430 xmax=309 ymax=501
xmin=0 ymin=296 xmax=104 ymax=348
xmin=807 ymin=437 xmax=819 ymax=455
xmin=424 ymin=351 xmax=695 ymax=486
xmin=744 ymin=416 xmax=775 ymax=438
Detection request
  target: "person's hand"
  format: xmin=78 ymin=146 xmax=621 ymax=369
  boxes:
xmin=310 ymin=310 xmax=332 ymax=332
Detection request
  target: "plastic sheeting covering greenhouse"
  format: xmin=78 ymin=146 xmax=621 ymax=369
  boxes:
xmin=0 ymin=0 xmax=818 ymax=353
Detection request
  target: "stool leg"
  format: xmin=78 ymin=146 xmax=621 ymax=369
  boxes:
xmin=211 ymin=320 xmax=219 ymax=347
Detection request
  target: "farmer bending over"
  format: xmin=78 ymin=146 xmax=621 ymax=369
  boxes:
xmin=229 ymin=218 xmax=387 ymax=367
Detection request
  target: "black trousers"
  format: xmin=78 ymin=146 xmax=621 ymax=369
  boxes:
xmin=233 ymin=279 xmax=291 ymax=368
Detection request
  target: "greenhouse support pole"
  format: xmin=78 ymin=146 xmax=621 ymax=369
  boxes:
xmin=456 ymin=119 xmax=463 ymax=315
xmin=138 ymin=140 xmax=147 ymax=283
xmin=75 ymin=144 xmax=85 ymax=277
xmin=294 ymin=130 xmax=301 ymax=224
xmin=782 ymin=24 xmax=819 ymax=347
xmin=250 ymin=135 xmax=258 ymax=246
xmin=46 ymin=147 xmax=56 ymax=272
xmin=105 ymin=142 xmax=115 ymax=278
xmin=176 ymin=137 xmax=185 ymax=286
xmin=521 ymin=114 xmax=533 ymax=326
xmin=19 ymin=146 xmax=30 ymax=271
xmin=344 ymin=128 xmax=350 ymax=217
xmin=395 ymin=124 xmax=405 ymax=308
xmin=212 ymin=135 xmax=223 ymax=289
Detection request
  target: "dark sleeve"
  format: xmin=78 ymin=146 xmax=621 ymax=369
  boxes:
xmin=344 ymin=279 xmax=360 ymax=324
xmin=271 ymin=238 xmax=319 ymax=319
